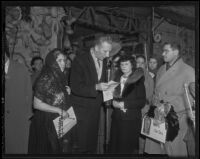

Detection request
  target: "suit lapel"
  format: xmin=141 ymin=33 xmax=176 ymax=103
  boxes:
xmin=156 ymin=59 xmax=182 ymax=87
xmin=100 ymin=59 xmax=106 ymax=82
xmin=87 ymin=52 xmax=98 ymax=83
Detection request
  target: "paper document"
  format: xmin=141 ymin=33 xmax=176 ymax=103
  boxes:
xmin=53 ymin=106 xmax=77 ymax=138
xmin=141 ymin=116 xmax=167 ymax=143
xmin=103 ymin=81 xmax=119 ymax=102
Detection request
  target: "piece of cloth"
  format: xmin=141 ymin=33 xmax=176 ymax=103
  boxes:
xmin=5 ymin=60 xmax=32 ymax=154
xmin=183 ymin=119 xmax=195 ymax=157
xmin=28 ymin=50 xmax=71 ymax=154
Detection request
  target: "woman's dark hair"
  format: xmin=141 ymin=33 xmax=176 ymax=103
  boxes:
xmin=45 ymin=48 xmax=64 ymax=65
xmin=31 ymin=56 xmax=43 ymax=67
xmin=148 ymin=54 xmax=159 ymax=62
xmin=118 ymin=54 xmax=136 ymax=70
xmin=163 ymin=41 xmax=181 ymax=53
xmin=43 ymin=48 xmax=67 ymax=72
xmin=136 ymin=54 xmax=146 ymax=61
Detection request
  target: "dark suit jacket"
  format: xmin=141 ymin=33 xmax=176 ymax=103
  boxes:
xmin=69 ymin=50 xmax=108 ymax=152
xmin=112 ymin=71 xmax=146 ymax=120
xmin=69 ymin=50 xmax=107 ymax=119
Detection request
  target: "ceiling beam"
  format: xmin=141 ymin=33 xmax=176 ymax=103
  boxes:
xmin=70 ymin=7 xmax=149 ymax=34
xmin=154 ymin=8 xmax=195 ymax=30
xmin=152 ymin=17 xmax=165 ymax=32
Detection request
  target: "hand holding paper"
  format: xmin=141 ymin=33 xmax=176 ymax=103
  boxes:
xmin=103 ymin=81 xmax=119 ymax=102
xmin=53 ymin=106 xmax=77 ymax=138
xmin=96 ymin=83 xmax=109 ymax=91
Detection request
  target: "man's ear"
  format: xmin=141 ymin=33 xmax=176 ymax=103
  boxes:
xmin=173 ymin=49 xmax=179 ymax=56
xmin=94 ymin=45 xmax=99 ymax=52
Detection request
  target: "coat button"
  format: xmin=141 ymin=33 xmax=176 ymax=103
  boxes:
xmin=6 ymin=110 xmax=10 ymax=114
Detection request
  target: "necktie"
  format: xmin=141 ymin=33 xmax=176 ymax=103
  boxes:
xmin=97 ymin=59 xmax=101 ymax=67
xmin=166 ymin=63 xmax=170 ymax=71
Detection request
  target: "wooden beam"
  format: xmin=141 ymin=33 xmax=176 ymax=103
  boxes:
xmin=154 ymin=8 xmax=195 ymax=30
xmin=76 ymin=18 xmax=141 ymax=35
xmin=152 ymin=17 xmax=165 ymax=32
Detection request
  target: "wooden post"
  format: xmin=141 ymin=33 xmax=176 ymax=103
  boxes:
xmin=148 ymin=8 xmax=153 ymax=58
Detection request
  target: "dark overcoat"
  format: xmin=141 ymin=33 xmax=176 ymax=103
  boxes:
xmin=109 ymin=71 xmax=146 ymax=153
xmin=5 ymin=60 xmax=32 ymax=154
xmin=69 ymin=51 xmax=107 ymax=153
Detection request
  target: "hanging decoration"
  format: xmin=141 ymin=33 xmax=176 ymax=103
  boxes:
xmin=154 ymin=33 xmax=162 ymax=43
xmin=62 ymin=7 xmax=76 ymax=35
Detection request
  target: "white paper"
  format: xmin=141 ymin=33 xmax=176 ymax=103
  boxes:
xmin=141 ymin=116 xmax=167 ymax=143
xmin=103 ymin=81 xmax=119 ymax=102
xmin=53 ymin=106 xmax=77 ymax=138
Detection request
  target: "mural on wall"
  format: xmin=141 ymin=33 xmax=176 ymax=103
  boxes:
xmin=5 ymin=6 xmax=67 ymax=69
xmin=5 ymin=7 xmax=195 ymax=70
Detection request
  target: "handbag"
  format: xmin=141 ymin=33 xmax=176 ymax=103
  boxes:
xmin=141 ymin=104 xmax=179 ymax=143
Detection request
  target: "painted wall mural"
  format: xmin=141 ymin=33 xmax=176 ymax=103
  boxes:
xmin=5 ymin=6 xmax=67 ymax=69
xmin=5 ymin=7 xmax=195 ymax=70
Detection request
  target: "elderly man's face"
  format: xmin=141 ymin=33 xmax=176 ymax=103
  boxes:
xmin=94 ymin=41 xmax=112 ymax=61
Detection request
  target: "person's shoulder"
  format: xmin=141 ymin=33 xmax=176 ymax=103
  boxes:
xmin=156 ymin=64 xmax=165 ymax=73
xmin=181 ymin=59 xmax=194 ymax=72
xmin=144 ymin=69 xmax=153 ymax=79
xmin=11 ymin=60 xmax=27 ymax=71
xmin=159 ymin=63 xmax=165 ymax=70
xmin=74 ymin=50 xmax=90 ymax=63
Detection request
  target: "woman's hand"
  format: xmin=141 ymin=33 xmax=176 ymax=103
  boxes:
xmin=58 ymin=109 xmax=69 ymax=119
xmin=65 ymin=86 xmax=71 ymax=95
xmin=112 ymin=100 xmax=121 ymax=109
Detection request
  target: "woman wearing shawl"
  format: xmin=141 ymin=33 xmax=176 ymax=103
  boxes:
xmin=28 ymin=48 xmax=71 ymax=154
xmin=109 ymin=55 xmax=146 ymax=153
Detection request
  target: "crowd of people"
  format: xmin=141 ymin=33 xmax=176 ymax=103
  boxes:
xmin=4 ymin=32 xmax=196 ymax=157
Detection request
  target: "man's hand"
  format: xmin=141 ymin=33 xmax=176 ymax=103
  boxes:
xmin=96 ymin=83 xmax=109 ymax=91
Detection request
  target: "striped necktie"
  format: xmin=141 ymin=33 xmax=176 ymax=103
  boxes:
xmin=97 ymin=59 xmax=101 ymax=67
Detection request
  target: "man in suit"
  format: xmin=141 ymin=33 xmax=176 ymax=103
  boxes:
xmin=70 ymin=35 xmax=112 ymax=153
xmin=144 ymin=42 xmax=195 ymax=157
xmin=4 ymin=34 xmax=33 ymax=154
